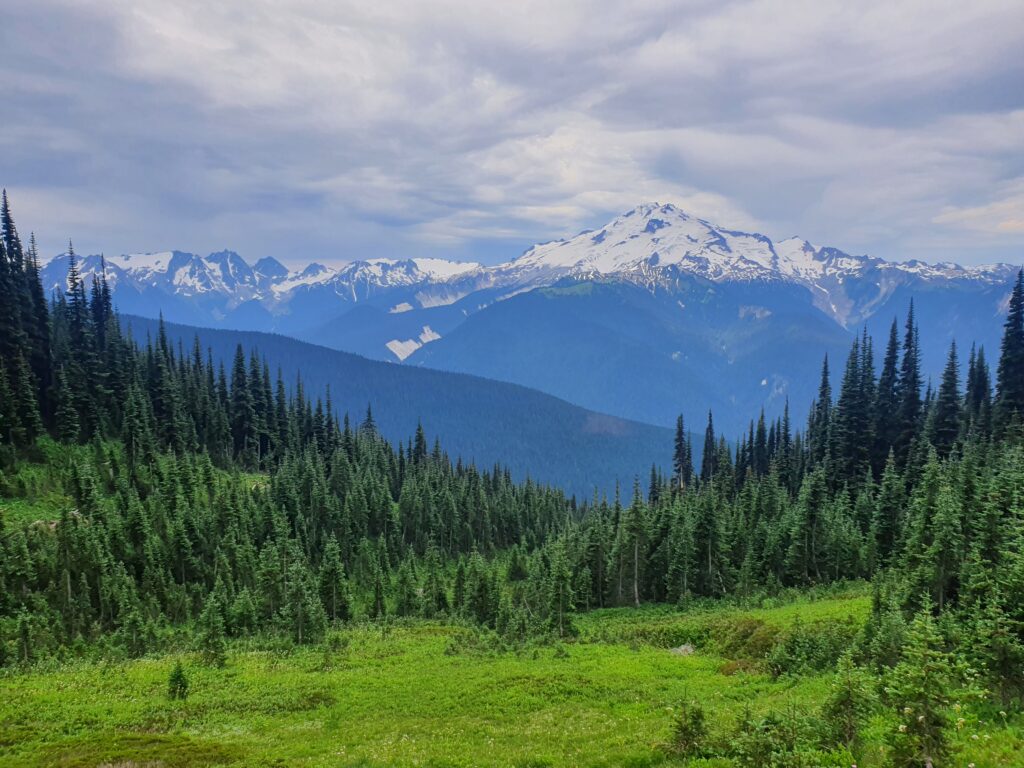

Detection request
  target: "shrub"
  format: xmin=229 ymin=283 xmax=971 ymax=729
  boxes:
xmin=731 ymin=706 xmax=851 ymax=768
xmin=167 ymin=660 xmax=189 ymax=701
xmin=669 ymin=700 xmax=708 ymax=758
xmin=821 ymin=652 xmax=876 ymax=749
xmin=883 ymin=607 xmax=981 ymax=768
xmin=766 ymin=617 xmax=857 ymax=677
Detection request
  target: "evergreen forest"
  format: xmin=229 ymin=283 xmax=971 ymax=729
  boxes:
xmin=3 ymin=190 xmax=1024 ymax=767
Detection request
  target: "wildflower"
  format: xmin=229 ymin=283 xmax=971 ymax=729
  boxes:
xmin=971 ymin=734 xmax=979 ymax=740
xmin=917 ymin=715 xmax=925 ymax=722
xmin=903 ymin=706 xmax=913 ymax=715
xmin=898 ymin=725 xmax=907 ymax=733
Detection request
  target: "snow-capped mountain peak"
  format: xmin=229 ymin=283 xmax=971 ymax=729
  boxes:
xmin=504 ymin=202 xmax=788 ymax=284
xmin=40 ymin=203 xmax=1016 ymax=331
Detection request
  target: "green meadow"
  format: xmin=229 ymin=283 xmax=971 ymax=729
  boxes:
xmin=3 ymin=592 xmax=1022 ymax=768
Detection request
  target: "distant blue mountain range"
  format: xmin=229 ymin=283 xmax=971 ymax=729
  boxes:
xmin=49 ymin=203 xmax=1019 ymax=438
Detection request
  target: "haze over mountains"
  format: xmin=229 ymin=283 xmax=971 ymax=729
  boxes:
xmin=44 ymin=203 xmax=1020 ymax=436
xmin=122 ymin=316 xmax=674 ymax=499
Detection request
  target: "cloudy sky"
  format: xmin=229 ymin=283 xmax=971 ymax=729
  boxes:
xmin=2 ymin=0 xmax=1023 ymax=267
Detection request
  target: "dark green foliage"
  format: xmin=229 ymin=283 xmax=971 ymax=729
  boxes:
xmin=929 ymin=341 xmax=961 ymax=457
xmin=895 ymin=302 xmax=923 ymax=467
xmin=766 ymin=617 xmax=858 ymax=677
xmin=197 ymin=596 xmax=227 ymax=667
xmin=884 ymin=607 xmax=974 ymax=768
xmin=966 ymin=591 xmax=1024 ymax=707
xmin=995 ymin=269 xmax=1024 ymax=431
xmin=821 ymin=653 xmax=875 ymax=749
xmin=672 ymin=414 xmax=693 ymax=491
xmin=167 ymin=661 xmax=189 ymax=701
xmin=669 ymin=699 xmax=707 ymax=757
xmin=319 ymin=536 xmax=352 ymax=623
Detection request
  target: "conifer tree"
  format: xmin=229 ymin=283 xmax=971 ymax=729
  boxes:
xmin=995 ymin=269 xmax=1024 ymax=431
xmin=673 ymin=415 xmax=692 ymax=490
xmin=0 ymin=365 xmax=17 ymax=445
xmin=12 ymin=353 xmax=42 ymax=445
xmin=700 ymin=411 xmax=716 ymax=483
xmin=929 ymin=341 xmax=961 ymax=457
xmin=809 ymin=355 xmax=832 ymax=465
xmin=54 ymin=366 xmax=80 ymax=443
xmin=318 ymin=536 xmax=352 ymax=622
xmin=873 ymin=318 xmax=901 ymax=473
xmin=229 ymin=345 xmax=255 ymax=464
xmin=167 ymin=661 xmax=189 ymax=701
xmin=884 ymin=607 xmax=965 ymax=768
xmin=821 ymin=652 xmax=875 ymax=750
xmin=964 ymin=344 xmax=992 ymax=436
xmin=197 ymin=595 xmax=227 ymax=667
xmin=895 ymin=303 xmax=922 ymax=466
xmin=393 ymin=560 xmax=419 ymax=617
xmin=283 ymin=559 xmax=327 ymax=644
xmin=869 ymin=452 xmax=905 ymax=568
xmin=620 ymin=479 xmax=648 ymax=606
xmin=546 ymin=537 xmax=575 ymax=637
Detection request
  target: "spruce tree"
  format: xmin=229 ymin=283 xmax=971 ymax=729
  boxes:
xmin=0 ymin=366 xmax=17 ymax=445
xmin=673 ymin=415 xmax=692 ymax=490
xmin=229 ymin=345 xmax=255 ymax=464
xmin=995 ymin=269 xmax=1024 ymax=431
xmin=895 ymin=303 xmax=922 ymax=466
xmin=318 ymin=536 xmax=352 ymax=622
xmin=809 ymin=355 xmax=832 ymax=465
xmin=197 ymin=595 xmax=227 ymax=667
xmin=884 ymin=607 xmax=965 ymax=768
xmin=873 ymin=318 xmax=901 ymax=473
xmin=547 ymin=537 xmax=575 ymax=637
xmin=54 ymin=366 xmax=80 ymax=443
xmin=929 ymin=341 xmax=961 ymax=457
xmin=12 ymin=353 xmax=42 ymax=445
xmin=167 ymin=661 xmax=189 ymax=701
xmin=821 ymin=652 xmax=875 ymax=750
xmin=700 ymin=411 xmax=716 ymax=483
xmin=621 ymin=479 xmax=648 ymax=606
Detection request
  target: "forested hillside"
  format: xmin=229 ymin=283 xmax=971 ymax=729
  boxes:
xmin=120 ymin=314 xmax=674 ymax=498
xmin=3 ymin=188 xmax=1024 ymax=766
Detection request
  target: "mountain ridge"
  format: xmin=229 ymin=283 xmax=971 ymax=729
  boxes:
xmin=43 ymin=203 xmax=1017 ymax=332
xmin=41 ymin=205 xmax=1020 ymax=436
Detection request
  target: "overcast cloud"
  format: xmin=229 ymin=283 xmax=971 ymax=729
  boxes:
xmin=1 ymin=0 xmax=1022 ymax=266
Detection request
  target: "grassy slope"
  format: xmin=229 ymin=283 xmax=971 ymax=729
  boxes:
xmin=4 ymin=593 xmax=1021 ymax=768
xmin=0 ymin=623 xmax=820 ymax=768
xmin=0 ymin=441 xmax=79 ymax=527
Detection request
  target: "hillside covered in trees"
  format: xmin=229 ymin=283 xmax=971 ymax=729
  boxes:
xmin=120 ymin=313 xmax=674 ymax=499
xmin=3 ymin=189 xmax=1024 ymax=766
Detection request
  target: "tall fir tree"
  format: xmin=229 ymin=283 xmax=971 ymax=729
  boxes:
xmin=929 ymin=341 xmax=961 ymax=458
xmin=995 ymin=269 xmax=1024 ymax=432
xmin=895 ymin=302 xmax=922 ymax=467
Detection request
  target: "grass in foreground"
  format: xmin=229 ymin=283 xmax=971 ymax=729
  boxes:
xmin=2 ymin=595 xmax=1022 ymax=767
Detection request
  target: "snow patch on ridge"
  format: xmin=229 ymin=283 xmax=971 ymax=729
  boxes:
xmin=385 ymin=338 xmax=421 ymax=361
xmin=385 ymin=326 xmax=443 ymax=361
